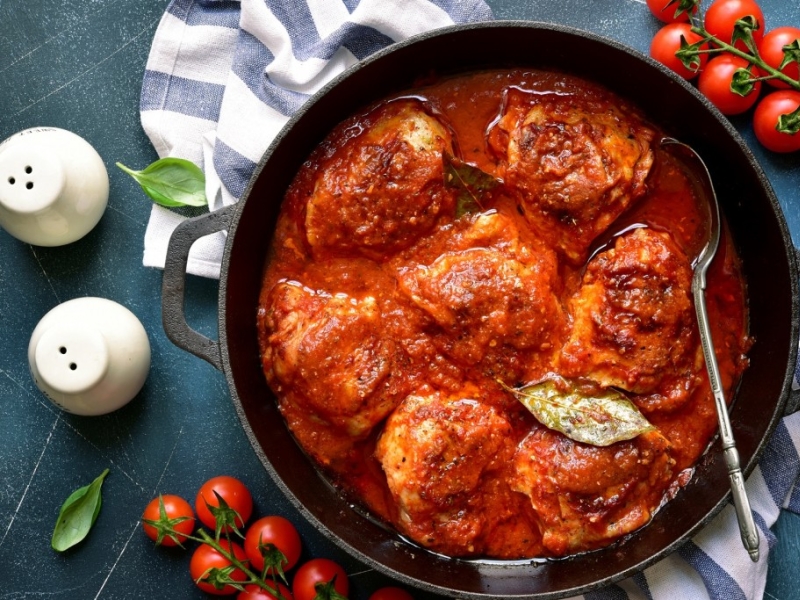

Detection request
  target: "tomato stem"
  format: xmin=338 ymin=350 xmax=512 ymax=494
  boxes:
xmin=686 ymin=22 xmax=800 ymax=92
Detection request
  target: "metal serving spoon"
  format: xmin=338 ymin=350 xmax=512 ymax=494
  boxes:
xmin=661 ymin=138 xmax=760 ymax=562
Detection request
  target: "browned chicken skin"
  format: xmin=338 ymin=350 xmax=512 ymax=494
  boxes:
xmin=375 ymin=389 xmax=538 ymax=557
xmin=560 ymin=227 xmax=702 ymax=412
xmin=491 ymin=88 xmax=655 ymax=263
xmin=511 ymin=427 xmax=675 ymax=555
xmin=261 ymin=281 xmax=409 ymax=437
xmin=396 ymin=212 xmax=564 ymax=380
xmin=305 ymin=99 xmax=454 ymax=258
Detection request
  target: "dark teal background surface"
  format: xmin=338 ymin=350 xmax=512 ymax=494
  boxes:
xmin=0 ymin=1 xmax=798 ymax=598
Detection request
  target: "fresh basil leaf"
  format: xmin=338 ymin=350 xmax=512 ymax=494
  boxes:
xmin=506 ymin=377 xmax=654 ymax=446
xmin=443 ymin=152 xmax=501 ymax=217
xmin=116 ymin=158 xmax=207 ymax=208
xmin=51 ymin=468 xmax=109 ymax=552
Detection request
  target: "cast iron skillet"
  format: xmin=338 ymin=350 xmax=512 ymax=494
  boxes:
xmin=162 ymin=22 xmax=800 ymax=599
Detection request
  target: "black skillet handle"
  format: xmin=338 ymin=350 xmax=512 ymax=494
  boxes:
xmin=784 ymin=248 xmax=800 ymax=415
xmin=161 ymin=205 xmax=236 ymax=371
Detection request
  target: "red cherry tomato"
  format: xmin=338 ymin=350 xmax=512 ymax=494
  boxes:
xmin=758 ymin=26 xmax=800 ymax=89
xmin=141 ymin=494 xmax=195 ymax=547
xmin=650 ymin=23 xmax=709 ymax=79
xmin=704 ymin=0 xmax=765 ymax=51
xmin=368 ymin=587 xmax=415 ymax=600
xmin=292 ymin=558 xmax=349 ymax=600
xmin=189 ymin=540 xmax=248 ymax=596
xmin=244 ymin=516 xmax=302 ymax=574
xmin=753 ymin=90 xmax=800 ymax=152
xmin=238 ymin=582 xmax=295 ymax=600
xmin=196 ymin=475 xmax=254 ymax=532
xmin=646 ymin=0 xmax=698 ymax=23
xmin=697 ymin=54 xmax=762 ymax=115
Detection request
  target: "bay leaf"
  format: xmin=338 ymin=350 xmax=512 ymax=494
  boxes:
xmin=508 ymin=377 xmax=654 ymax=446
xmin=443 ymin=152 xmax=501 ymax=217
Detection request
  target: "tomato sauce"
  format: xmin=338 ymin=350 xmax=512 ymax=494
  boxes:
xmin=256 ymin=69 xmax=750 ymax=559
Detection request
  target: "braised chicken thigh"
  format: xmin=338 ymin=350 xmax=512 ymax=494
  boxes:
xmin=305 ymin=100 xmax=454 ymax=257
xmin=511 ymin=427 xmax=675 ymax=555
xmin=491 ymin=88 xmax=655 ymax=262
xmin=560 ymin=227 xmax=702 ymax=412
xmin=260 ymin=281 xmax=408 ymax=437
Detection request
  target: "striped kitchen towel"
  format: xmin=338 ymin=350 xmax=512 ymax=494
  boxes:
xmin=139 ymin=2 xmax=800 ymax=599
xmin=140 ymin=0 xmax=493 ymax=278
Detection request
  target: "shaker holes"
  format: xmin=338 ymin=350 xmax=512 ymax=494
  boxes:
xmin=25 ymin=166 xmax=32 ymax=174
xmin=69 ymin=363 xmax=77 ymax=371
xmin=8 ymin=177 xmax=14 ymax=184
xmin=59 ymin=347 xmax=67 ymax=354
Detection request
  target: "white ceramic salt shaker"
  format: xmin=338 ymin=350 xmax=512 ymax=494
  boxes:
xmin=0 ymin=127 xmax=108 ymax=246
xmin=28 ymin=297 xmax=151 ymax=416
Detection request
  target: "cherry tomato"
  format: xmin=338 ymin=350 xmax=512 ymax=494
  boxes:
xmin=697 ymin=54 xmax=762 ymax=115
xmin=141 ymin=494 xmax=195 ymax=547
xmin=244 ymin=516 xmax=302 ymax=575
xmin=650 ymin=23 xmax=708 ymax=79
xmin=704 ymin=0 xmax=765 ymax=51
xmin=190 ymin=540 xmax=248 ymax=596
xmin=753 ymin=90 xmax=800 ymax=152
xmin=646 ymin=0 xmax=698 ymax=24
xmin=196 ymin=475 xmax=254 ymax=532
xmin=292 ymin=558 xmax=349 ymax=600
xmin=238 ymin=582 xmax=295 ymax=600
xmin=368 ymin=587 xmax=415 ymax=600
xmin=758 ymin=26 xmax=800 ymax=89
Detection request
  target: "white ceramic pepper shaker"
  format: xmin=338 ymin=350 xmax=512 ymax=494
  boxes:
xmin=28 ymin=297 xmax=151 ymax=416
xmin=0 ymin=127 xmax=108 ymax=246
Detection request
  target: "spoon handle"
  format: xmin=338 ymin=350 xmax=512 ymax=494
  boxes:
xmin=692 ymin=279 xmax=760 ymax=562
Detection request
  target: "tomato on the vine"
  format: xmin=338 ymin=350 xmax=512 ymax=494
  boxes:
xmin=758 ymin=26 xmax=800 ymax=89
xmin=142 ymin=494 xmax=195 ymax=547
xmin=650 ymin=22 xmax=708 ymax=79
xmin=646 ymin=0 xmax=698 ymax=24
xmin=244 ymin=515 xmax=302 ymax=575
xmin=196 ymin=475 xmax=254 ymax=533
xmin=238 ymin=582 xmax=295 ymax=600
xmin=704 ymin=0 xmax=766 ymax=50
xmin=190 ymin=540 xmax=248 ymax=596
xmin=753 ymin=90 xmax=800 ymax=152
xmin=698 ymin=54 xmax=762 ymax=114
xmin=368 ymin=587 xmax=414 ymax=600
xmin=292 ymin=558 xmax=349 ymax=600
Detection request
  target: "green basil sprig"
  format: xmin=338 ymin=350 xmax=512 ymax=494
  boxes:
xmin=51 ymin=468 xmax=109 ymax=552
xmin=117 ymin=158 xmax=207 ymax=208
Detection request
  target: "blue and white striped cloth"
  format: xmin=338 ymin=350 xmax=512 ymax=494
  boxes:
xmin=139 ymin=2 xmax=800 ymax=598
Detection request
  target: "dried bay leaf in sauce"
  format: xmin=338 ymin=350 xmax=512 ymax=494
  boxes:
xmin=508 ymin=377 xmax=655 ymax=446
xmin=443 ymin=152 xmax=501 ymax=217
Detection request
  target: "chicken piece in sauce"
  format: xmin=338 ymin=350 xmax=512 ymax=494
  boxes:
xmin=260 ymin=281 xmax=408 ymax=437
xmin=560 ymin=227 xmax=702 ymax=412
xmin=376 ymin=390 xmax=539 ymax=557
xmin=511 ymin=427 xmax=675 ymax=555
xmin=305 ymin=99 xmax=454 ymax=258
xmin=396 ymin=212 xmax=564 ymax=380
xmin=491 ymin=88 xmax=655 ymax=263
